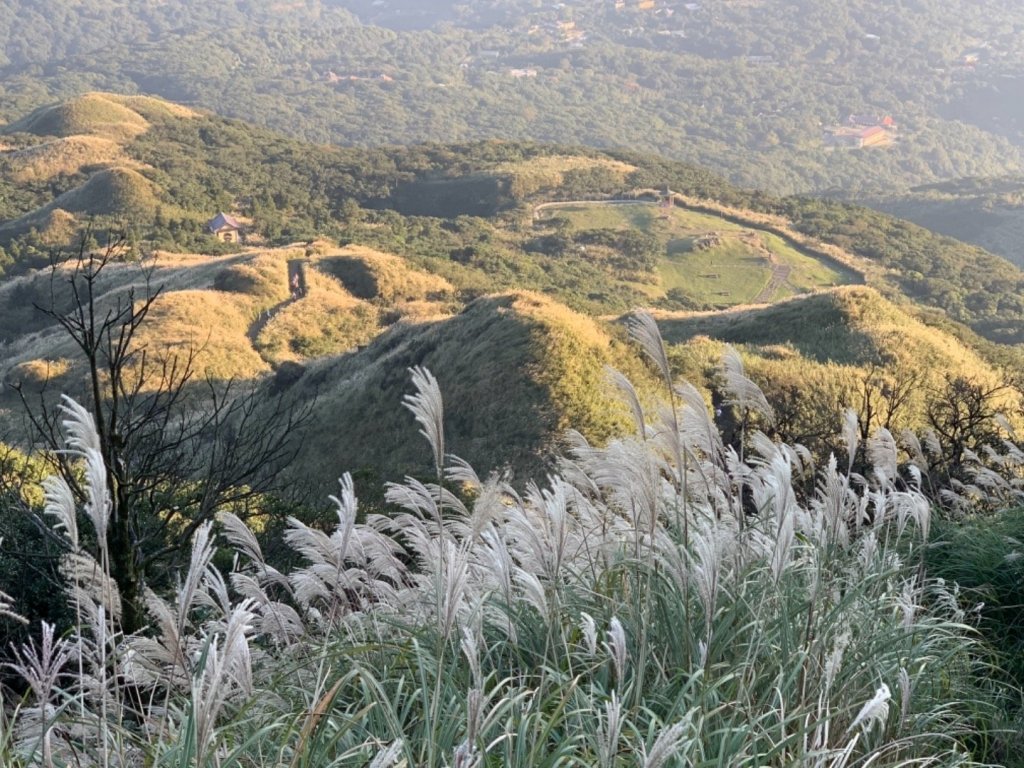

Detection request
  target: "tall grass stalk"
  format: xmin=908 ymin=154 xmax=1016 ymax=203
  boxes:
xmin=5 ymin=347 xmax=1019 ymax=766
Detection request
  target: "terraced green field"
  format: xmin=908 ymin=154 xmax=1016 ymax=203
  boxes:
xmin=537 ymin=202 xmax=860 ymax=308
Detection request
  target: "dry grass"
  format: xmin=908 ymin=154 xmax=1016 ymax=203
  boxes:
xmin=276 ymin=291 xmax=658 ymax=490
xmin=132 ymin=290 xmax=269 ymax=381
xmin=55 ymin=167 xmax=159 ymax=215
xmin=34 ymin=209 xmax=79 ymax=245
xmin=103 ymin=93 xmax=200 ymax=121
xmin=255 ymin=269 xmax=379 ymax=365
xmin=495 ymin=154 xmax=636 ymax=198
xmin=3 ymin=135 xmax=132 ymax=182
xmin=385 ymin=299 xmax=457 ymax=323
xmin=6 ymin=93 xmax=151 ymax=140
xmin=3 ymin=358 xmax=74 ymax=393
xmin=0 ymin=167 xmax=161 ymax=239
xmin=314 ymin=246 xmax=454 ymax=303
xmin=652 ymin=285 xmax=1020 ymax=436
xmin=671 ymin=285 xmax=1000 ymax=379
xmin=214 ymin=251 xmax=293 ymax=312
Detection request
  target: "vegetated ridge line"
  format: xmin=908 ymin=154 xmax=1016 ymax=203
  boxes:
xmin=246 ymin=258 xmax=309 ymax=357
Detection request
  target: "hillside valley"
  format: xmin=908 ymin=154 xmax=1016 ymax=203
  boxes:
xmin=0 ymin=93 xmax=1022 ymax=495
xmin=866 ymin=175 xmax=1024 ymax=268
xmin=1 ymin=28 xmax=1024 ymax=763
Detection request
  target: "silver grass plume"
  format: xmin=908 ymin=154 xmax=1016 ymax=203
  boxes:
xmin=605 ymin=617 xmax=628 ymax=685
xmin=900 ymin=429 xmax=928 ymax=472
xmin=131 ymin=523 xmax=219 ymax=687
xmin=445 ymin=455 xmax=482 ymax=490
xmin=59 ymin=396 xmax=110 ymax=545
xmin=461 ymin=625 xmax=483 ymax=689
xmin=42 ymin=476 xmax=78 ymax=550
xmin=898 ymin=668 xmax=912 ymax=728
xmin=842 ymin=409 xmax=859 ymax=474
xmin=404 ymin=366 xmax=445 ymax=473
xmin=218 ymin=512 xmax=272 ymax=576
xmin=641 ymin=715 xmax=694 ymax=768
xmin=846 ymin=683 xmax=891 ymax=734
xmin=922 ymin=429 xmax=942 ymax=459
xmin=5 ymin=621 xmax=77 ymax=768
xmin=720 ymin=346 xmax=774 ymax=424
xmin=597 ymin=690 xmax=624 ymax=768
xmin=690 ymin=520 xmax=723 ymax=635
xmin=607 ymin=366 xmax=647 ymax=439
xmin=170 ymin=522 xmax=219 ymax=636
xmin=369 ymin=740 xmax=404 ymax=768
xmin=578 ymin=612 xmax=599 ymax=656
xmin=867 ymin=428 xmax=898 ymax=485
xmin=191 ymin=602 xmax=255 ymax=764
xmin=824 ymin=630 xmax=851 ymax=693
xmin=627 ymin=310 xmax=671 ymax=388
xmin=63 ymin=551 xmax=122 ymax=621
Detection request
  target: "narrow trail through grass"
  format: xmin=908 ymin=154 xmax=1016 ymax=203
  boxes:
xmin=246 ymin=258 xmax=309 ymax=361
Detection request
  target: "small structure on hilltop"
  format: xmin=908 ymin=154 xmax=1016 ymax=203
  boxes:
xmin=207 ymin=212 xmax=243 ymax=243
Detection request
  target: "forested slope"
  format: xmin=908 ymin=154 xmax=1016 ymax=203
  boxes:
xmin=1 ymin=0 xmax=1024 ymax=196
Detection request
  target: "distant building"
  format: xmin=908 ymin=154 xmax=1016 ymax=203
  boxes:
xmin=824 ymin=125 xmax=890 ymax=149
xmin=207 ymin=212 xmax=242 ymax=243
xmin=857 ymin=126 xmax=888 ymax=147
xmin=848 ymin=113 xmax=895 ymax=128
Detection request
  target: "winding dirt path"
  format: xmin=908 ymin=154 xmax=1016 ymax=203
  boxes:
xmin=245 ymin=259 xmax=309 ymax=354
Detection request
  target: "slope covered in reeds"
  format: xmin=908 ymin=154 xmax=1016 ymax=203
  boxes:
xmin=0 ymin=330 xmax=1018 ymax=767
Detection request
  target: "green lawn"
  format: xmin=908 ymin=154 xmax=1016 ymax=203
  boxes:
xmin=660 ymin=239 xmax=771 ymax=305
xmin=537 ymin=202 xmax=860 ymax=308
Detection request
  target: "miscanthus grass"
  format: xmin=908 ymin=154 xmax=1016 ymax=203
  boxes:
xmin=1 ymin=317 xmax=1017 ymax=766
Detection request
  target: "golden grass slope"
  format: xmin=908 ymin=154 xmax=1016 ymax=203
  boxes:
xmin=275 ymin=291 xmax=654 ymax=489
xmin=131 ymin=290 xmax=269 ymax=381
xmin=5 ymin=93 xmax=149 ymax=140
xmin=214 ymin=250 xmax=295 ymax=311
xmin=2 ymin=135 xmax=133 ymax=182
xmin=652 ymin=285 xmax=1018 ymax=439
xmin=654 ymin=286 xmax=989 ymax=371
xmin=255 ymin=267 xmax=380 ymax=365
xmin=0 ymin=167 xmax=161 ymax=238
xmin=0 ymin=251 xmax=273 ymax=397
xmin=2 ymin=92 xmax=197 ymax=140
xmin=315 ymin=245 xmax=454 ymax=303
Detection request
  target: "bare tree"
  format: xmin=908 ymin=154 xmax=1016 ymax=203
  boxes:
xmin=924 ymin=373 xmax=1006 ymax=489
xmin=16 ymin=234 xmax=310 ymax=633
xmin=853 ymin=358 xmax=921 ymax=471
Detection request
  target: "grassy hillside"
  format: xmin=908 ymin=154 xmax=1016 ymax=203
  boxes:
xmin=652 ymin=286 xmax=1019 ymax=456
xmin=273 ymin=291 xmax=650 ymax=489
xmin=5 ymin=93 xmax=150 ymax=139
xmin=2 ymin=135 xmax=130 ymax=182
xmin=1 ymin=94 xmax=1022 ymax=490
xmin=0 ymin=166 xmax=161 ymax=240
xmin=0 ymin=92 xmax=1021 ymax=345
xmin=2 ymin=92 xmax=196 ymax=140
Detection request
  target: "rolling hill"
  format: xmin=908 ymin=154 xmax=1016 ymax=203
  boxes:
xmin=1 ymin=93 xmax=1022 ymax=492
